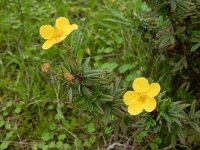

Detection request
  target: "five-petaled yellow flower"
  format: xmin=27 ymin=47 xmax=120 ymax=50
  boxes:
xmin=40 ymin=17 xmax=78 ymax=50
xmin=123 ymin=77 xmax=161 ymax=115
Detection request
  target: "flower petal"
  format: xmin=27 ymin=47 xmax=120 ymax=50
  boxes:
xmin=55 ymin=17 xmax=70 ymax=29
xmin=123 ymin=91 xmax=138 ymax=105
xmin=54 ymin=36 xmax=66 ymax=44
xmin=146 ymin=83 xmax=161 ymax=97
xmin=133 ymin=77 xmax=149 ymax=93
xmin=42 ymin=39 xmax=56 ymax=50
xmin=128 ymin=101 xmax=143 ymax=115
xmin=143 ymin=97 xmax=156 ymax=112
xmin=55 ymin=17 xmax=71 ymax=35
xmin=40 ymin=25 xmax=55 ymax=39
xmin=69 ymin=24 xmax=78 ymax=33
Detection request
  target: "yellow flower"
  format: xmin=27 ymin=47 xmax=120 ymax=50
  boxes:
xmin=40 ymin=17 xmax=78 ymax=50
xmin=123 ymin=77 xmax=161 ymax=115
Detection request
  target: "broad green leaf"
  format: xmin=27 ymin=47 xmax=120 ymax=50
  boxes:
xmin=41 ymin=132 xmax=52 ymax=142
xmin=56 ymin=141 xmax=63 ymax=149
xmin=48 ymin=142 xmax=56 ymax=148
xmin=0 ymin=120 xmax=5 ymax=128
xmin=49 ymin=123 xmax=57 ymax=131
xmin=63 ymin=143 xmax=71 ymax=150
xmin=101 ymin=62 xmax=118 ymax=73
xmin=58 ymin=134 xmax=66 ymax=141
xmin=150 ymin=143 xmax=159 ymax=150
xmin=118 ymin=64 xmax=134 ymax=74
xmin=0 ymin=142 xmax=10 ymax=150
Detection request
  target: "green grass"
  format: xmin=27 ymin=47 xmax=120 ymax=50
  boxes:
xmin=1 ymin=0 xmax=194 ymax=149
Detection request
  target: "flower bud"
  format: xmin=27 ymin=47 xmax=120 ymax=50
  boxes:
xmin=42 ymin=63 xmax=51 ymax=73
xmin=64 ymin=73 xmax=75 ymax=82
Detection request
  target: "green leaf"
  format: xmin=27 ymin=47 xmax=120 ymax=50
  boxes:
xmin=158 ymin=34 xmax=171 ymax=48
xmin=42 ymin=145 xmax=49 ymax=150
xmin=82 ymin=58 xmax=91 ymax=70
xmin=101 ymin=62 xmax=118 ymax=73
xmin=150 ymin=142 xmax=159 ymax=150
xmin=118 ymin=64 xmax=134 ymax=74
xmin=178 ymin=103 xmax=190 ymax=109
xmin=5 ymin=131 xmax=14 ymax=139
xmin=177 ymin=127 xmax=185 ymax=144
xmin=191 ymin=42 xmax=200 ymax=52
xmin=56 ymin=141 xmax=63 ymax=149
xmin=14 ymin=105 xmax=22 ymax=114
xmin=104 ymin=47 xmax=114 ymax=53
xmin=171 ymin=117 xmax=183 ymax=127
xmin=73 ymin=96 xmax=85 ymax=105
xmin=49 ymin=123 xmax=57 ymax=131
xmin=170 ymin=0 xmax=176 ymax=12
xmin=5 ymin=122 xmax=11 ymax=130
xmin=104 ymin=127 xmax=113 ymax=135
xmin=168 ymin=111 xmax=186 ymax=119
xmin=149 ymin=118 xmax=156 ymax=126
xmin=0 ymin=141 xmax=11 ymax=150
xmin=138 ymin=131 xmax=148 ymax=138
xmin=83 ymin=69 xmax=104 ymax=77
xmin=190 ymin=100 xmax=196 ymax=116
xmin=192 ymin=111 xmax=200 ymax=119
xmin=192 ymin=31 xmax=200 ymax=39
xmin=74 ymin=139 xmax=82 ymax=149
xmin=63 ymin=143 xmax=71 ymax=150
xmin=0 ymin=120 xmax=5 ymax=128
xmin=58 ymin=134 xmax=66 ymax=141
xmin=48 ymin=142 xmax=56 ymax=148
xmin=87 ymin=123 xmax=96 ymax=134
xmin=167 ymin=121 xmax=172 ymax=133
xmin=189 ymin=121 xmax=200 ymax=132
xmin=81 ymin=85 xmax=92 ymax=98
xmin=32 ymin=143 xmax=38 ymax=150
xmin=161 ymin=112 xmax=171 ymax=122
xmin=153 ymin=136 xmax=162 ymax=144
xmin=93 ymin=102 xmax=104 ymax=115
xmin=67 ymin=88 xmax=73 ymax=102
xmin=170 ymin=132 xmax=177 ymax=146
xmin=41 ymin=132 xmax=52 ymax=142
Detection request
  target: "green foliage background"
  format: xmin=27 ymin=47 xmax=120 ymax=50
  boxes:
xmin=0 ymin=0 xmax=200 ymax=149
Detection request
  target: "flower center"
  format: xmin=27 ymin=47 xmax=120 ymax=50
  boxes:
xmin=137 ymin=93 xmax=147 ymax=103
xmin=55 ymin=28 xmax=64 ymax=37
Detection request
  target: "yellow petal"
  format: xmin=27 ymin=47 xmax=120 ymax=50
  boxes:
xmin=55 ymin=17 xmax=70 ymax=33
xmin=123 ymin=91 xmax=138 ymax=105
xmin=40 ymin=25 xmax=55 ymax=39
xmin=128 ymin=101 xmax=143 ymax=115
xmin=143 ymin=97 xmax=156 ymax=112
xmin=42 ymin=39 xmax=56 ymax=50
xmin=146 ymin=83 xmax=161 ymax=97
xmin=69 ymin=24 xmax=78 ymax=33
xmin=54 ymin=35 xmax=66 ymax=44
xmin=63 ymin=23 xmax=78 ymax=36
xmin=133 ymin=77 xmax=149 ymax=93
